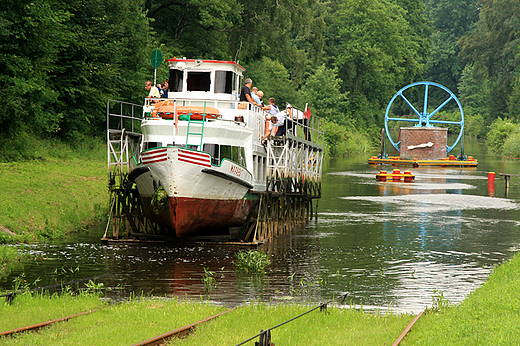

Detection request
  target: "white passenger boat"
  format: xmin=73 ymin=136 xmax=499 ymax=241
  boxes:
xmin=128 ymin=58 xmax=276 ymax=237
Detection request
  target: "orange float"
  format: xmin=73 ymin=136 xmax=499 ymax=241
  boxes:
xmin=151 ymin=100 xmax=220 ymax=120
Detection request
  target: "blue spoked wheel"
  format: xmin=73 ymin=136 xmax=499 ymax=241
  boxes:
xmin=384 ymin=81 xmax=464 ymax=153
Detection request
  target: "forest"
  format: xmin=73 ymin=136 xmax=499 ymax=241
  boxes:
xmin=1 ymin=0 xmax=520 ymax=160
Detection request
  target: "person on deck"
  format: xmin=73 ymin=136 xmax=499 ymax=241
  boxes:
xmin=145 ymin=80 xmax=161 ymax=98
xmin=261 ymin=104 xmax=293 ymax=141
xmin=257 ymin=90 xmax=264 ymax=107
xmin=239 ymin=78 xmax=260 ymax=108
xmin=263 ymin=97 xmax=279 ymax=116
xmin=251 ymin=87 xmax=261 ymax=105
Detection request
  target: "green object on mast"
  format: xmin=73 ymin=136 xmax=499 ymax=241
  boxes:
xmin=150 ymin=49 xmax=163 ymax=69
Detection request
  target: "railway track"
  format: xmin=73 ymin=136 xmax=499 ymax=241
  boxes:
xmin=0 ymin=306 xmax=236 ymax=345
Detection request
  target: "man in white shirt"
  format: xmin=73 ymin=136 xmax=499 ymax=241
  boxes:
xmin=261 ymin=104 xmax=293 ymax=141
xmin=145 ymin=80 xmax=161 ymax=98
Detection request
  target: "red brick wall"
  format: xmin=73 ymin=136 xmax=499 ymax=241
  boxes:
xmin=399 ymin=127 xmax=447 ymax=160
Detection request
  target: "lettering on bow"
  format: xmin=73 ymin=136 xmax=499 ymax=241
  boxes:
xmin=230 ymin=165 xmax=243 ymax=177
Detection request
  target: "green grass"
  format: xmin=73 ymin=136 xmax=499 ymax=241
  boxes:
xmin=171 ymin=304 xmax=414 ymax=345
xmin=0 ymin=296 xmax=228 ymax=346
xmin=0 ymin=291 xmax=105 ymax=333
xmin=402 ymin=254 xmax=520 ymax=345
xmin=0 ymin=138 xmax=109 ymax=242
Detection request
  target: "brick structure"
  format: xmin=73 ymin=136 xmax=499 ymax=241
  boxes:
xmin=399 ymin=127 xmax=447 ymax=160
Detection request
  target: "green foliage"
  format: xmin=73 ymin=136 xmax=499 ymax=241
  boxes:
xmin=458 ymin=63 xmax=489 ymax=123
xmin=503 ymin=132 xmax=520 ymax=158
xmin=428 ymin=289 xmax=452 ymax=313
xmin=325 ymin=0 xmax=428 ymax=127
xmin=462 ymin=107 xmax=488 ymax=139
xmin=486 ymin=117 xmax=518 ymax=154
xmin=235 ymin=250 xmax=270 ymax=274
xmin=244 ymin=57 xmax=298 ymax=107
xmin=405 ymin=253 xmax=520 ymax=345
xmin=0 ymin=0 xmax=153 ymax=143
xmin=0 ymin=246 xmax=23 ymax=280
xmin=324 ymin=121 xmax=373 ymax=157
xmin=202 ymin=267 xmax=218 ymax=293
xmin=299 ymin=65 xmax=350 ymax=125
xmin=422 ymin=0 xmax=479 ymax=92
xmin=459 ymin=0 xmax=520 ymax=121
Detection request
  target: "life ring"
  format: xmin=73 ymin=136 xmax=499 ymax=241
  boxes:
xmin=151 ymin=101 xmax=220 ymax=120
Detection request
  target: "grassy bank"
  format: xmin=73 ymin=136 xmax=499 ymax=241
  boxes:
xmin=0 ymin=138 xmax=109 ymax=242
xmin=1 ymin=252 xmax=519 ymax=345
xmin=402 ymin=253 xmax=520 ymax=345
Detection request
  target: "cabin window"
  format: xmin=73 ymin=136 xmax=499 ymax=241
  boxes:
xmin=214 ymin=71 xmax=233 ymax=94
xmin=144 ymin=142 xmax=161 ymax=150
xmin=187 ymin=71 xmax=211 ymax=92
xmin=232 ymin=146 xmax=246 ymax=166
xmin=203 ymin=144 xmax=220 ymax=165
xmin=169 ymin=69 xmax=183 ymax=92
xmin=203 ymin=144 xmax=246 ymax=167
xmin=220 ymin=145 xmax=232 ymax=162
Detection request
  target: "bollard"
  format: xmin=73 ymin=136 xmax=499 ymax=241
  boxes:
xmin=404 ymin=170 xmax=413 ymax=182
xmin=487 ymin=172 xmax=495 ymax=184
xmin=488 ymin=172 xmax=496 ymax=197
xmin=379 ymin=171 xmax=387 ymax=182
xmin=392 ymin=169 xmax=401 ymax=181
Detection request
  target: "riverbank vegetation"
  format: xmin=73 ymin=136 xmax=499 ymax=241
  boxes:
xmin=1 ymin=251 xmax=520 ymax=345
xmin=0 ymin=139 xmax=108 ymax=242
xmin=4 ymin=0 xmax=520 ymax=158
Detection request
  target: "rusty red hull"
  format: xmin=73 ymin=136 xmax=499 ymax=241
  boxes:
xmin=141 ymin=196 xmax=254 ymax=237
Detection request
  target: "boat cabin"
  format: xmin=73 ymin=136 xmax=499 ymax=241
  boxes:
xmin=167 ymin=58 xmax=244 ymax=103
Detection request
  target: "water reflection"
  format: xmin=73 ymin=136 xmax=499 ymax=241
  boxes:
xmin=2 ymin=138 xmax=520 ymax=314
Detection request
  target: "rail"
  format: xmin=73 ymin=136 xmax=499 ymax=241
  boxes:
xmin=107 ymin=100 xmax=143 ymax=188
xmin=130 ymin=307 xmax=236 ymax=346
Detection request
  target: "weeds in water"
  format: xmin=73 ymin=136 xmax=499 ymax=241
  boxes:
xmin=83 ymin=280 xmax=105 ymax=296
xmin=287 ymin=273 xmax=326 ymax=297
xmin=0 ymin=245 xmax=24 ymax=279
xmin=428 ymin=289 xmax=452 ymax=313
xmin=235 ymin=250 xmax=270 ymax=274
xmin=53 ymin=265 xmax=80 ymax=281
xmin=202 ymin=267 xmax=217 ymax=294
xmin=12 ymin=273 xmax=41 ymax=292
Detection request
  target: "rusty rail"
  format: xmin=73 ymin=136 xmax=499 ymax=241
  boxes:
xmin=0 ymin=309 xmax=102 ymax=337
xmin=391 ymin=311 xmax=424 ymax=346
xmin=130 ymin=307 xmax=236 ymax=346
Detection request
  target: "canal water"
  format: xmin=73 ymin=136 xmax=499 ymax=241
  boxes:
xmin=2 ymin=138 xmax=520 ymax=314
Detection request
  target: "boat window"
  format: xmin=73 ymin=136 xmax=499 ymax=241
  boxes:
xmin=169 ymin=69 xmax=183 ymax=92
xmin=144 ymin=142 xmax=161 ymax=150
xmin=214 ymin=71 xmax=233 ymax=94
xmin=232 ymin=146 xmax=246 ymax=166
xmin=220 ymin=145 xmax=232 ymax=162
xmin=203 ymin=144 xmax=220 ymax=165
xmin=187 ymin=71 xmax=211 ymax=92
xmin=203 ymin=144 xmax=246 ymax=166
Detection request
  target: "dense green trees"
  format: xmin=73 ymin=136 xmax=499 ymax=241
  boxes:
xmin=4 ymin=0 xmax=520 ymax=158
xmin=0 ymin=0 xmax=152 ymax=150
xmin=324 ymin=0 xmax=429 ymax=128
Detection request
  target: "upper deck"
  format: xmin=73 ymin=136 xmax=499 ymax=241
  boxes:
xmin=165 ymin=57 xmax=244 ymax=103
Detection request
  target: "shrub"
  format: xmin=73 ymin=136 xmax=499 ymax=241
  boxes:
xmin=503 ymin=132 xmax=520 ymax=157
xmin=486 ymin=118 xmax=518 ymax=153
xmin=235 ymin=250 xmax=270 ymax=274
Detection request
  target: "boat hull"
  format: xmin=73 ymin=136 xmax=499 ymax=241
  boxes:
xmin=141 ymin=196 xmax=254 ymax=237
xmin=130 ymin=147 xmax=255 ymax=238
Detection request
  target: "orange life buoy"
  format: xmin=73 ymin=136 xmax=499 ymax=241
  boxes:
xmin=151 ymin=101 xmax=220 ymax=120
